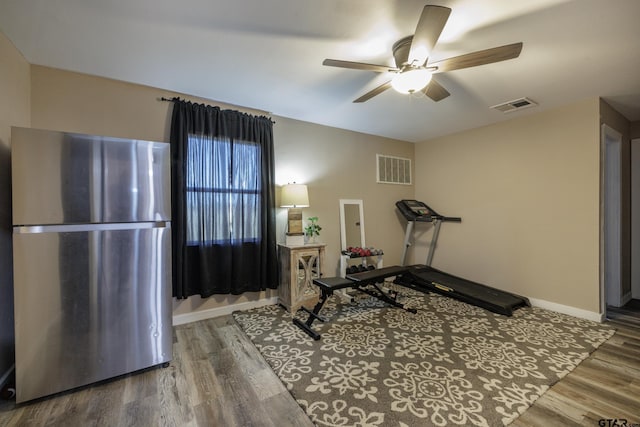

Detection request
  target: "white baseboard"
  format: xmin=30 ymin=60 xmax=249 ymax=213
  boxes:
xmin=172 ymin=296 xmax=279 ymax=326
xmin=527 ymin=297 xmax=604 ymax=323
xmin=172 ymin=295 xmax=605 ymax=326
xmin=0 ymin=364 xmax=14 ymax=388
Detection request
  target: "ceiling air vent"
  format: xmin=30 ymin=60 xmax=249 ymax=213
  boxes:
xmin=490 ymin=97 xmax=537 ymax=114
xmin=377 ymin=154 xmax=411 ymax=185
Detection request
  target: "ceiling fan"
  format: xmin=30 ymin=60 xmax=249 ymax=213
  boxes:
xmin=323 ymin=5 xmax=523 ymax=103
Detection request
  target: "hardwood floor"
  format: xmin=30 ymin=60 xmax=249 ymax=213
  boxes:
xmin=1 ymin=313 xmax=639 ymax=427
xmin=0 ymin=316 xmax=313 ymax=427
xmin=512 ymin=317 xmax=640 ymax=426
xmin=607 ymin=298 xmax=640 ymax=325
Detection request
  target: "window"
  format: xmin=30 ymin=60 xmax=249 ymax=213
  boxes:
xmin=185 ymin=134 xmax=261 ymax=244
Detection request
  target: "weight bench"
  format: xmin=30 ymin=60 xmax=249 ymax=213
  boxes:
xmin=293 ymin=265 xmax=417 ymax=340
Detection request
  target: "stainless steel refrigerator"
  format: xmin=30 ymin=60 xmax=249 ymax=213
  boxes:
xmin=11 ymin=127 xmax=172 ymax=403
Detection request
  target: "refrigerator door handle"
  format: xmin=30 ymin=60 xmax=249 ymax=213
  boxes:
xmin=14 ymin=221 xmax=171 ymax=234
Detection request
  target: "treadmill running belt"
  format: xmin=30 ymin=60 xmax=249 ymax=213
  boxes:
xmin=395 ymin=265 xmax=530 ymax=316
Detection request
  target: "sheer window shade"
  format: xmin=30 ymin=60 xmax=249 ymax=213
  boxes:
xmin=186 ymin=135 xmax=261 ymax=244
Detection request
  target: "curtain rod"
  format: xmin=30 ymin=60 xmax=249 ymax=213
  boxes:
xmin=158 ymin=96 xmax=274 ymax=122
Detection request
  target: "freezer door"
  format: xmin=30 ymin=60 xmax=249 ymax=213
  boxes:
xmin=11 ymin=127 xmax=170 ymax=225
xmin=13 ymin=222 xmax=172 ymax=403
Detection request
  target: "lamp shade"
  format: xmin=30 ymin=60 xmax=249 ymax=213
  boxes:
xmin=280 ymin=184 xmax=309 ymax=207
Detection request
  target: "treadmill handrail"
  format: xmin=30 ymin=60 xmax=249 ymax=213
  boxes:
xmin=440 ymin=216 xmax=462 ymax=222
xmin=413 ymin=215 xmax=461 ymax=223
xmin=397 ymin=199 xmax=461 ymax=267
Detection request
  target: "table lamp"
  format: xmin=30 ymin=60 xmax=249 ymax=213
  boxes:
xmin=280 ymin=183 xmax=309 ymax=245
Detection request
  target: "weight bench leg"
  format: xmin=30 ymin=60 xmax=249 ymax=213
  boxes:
xmin=293 ymin=289 xmax=331 ymax=340
xmin=358 ymin=283 xmax=417 ymax=314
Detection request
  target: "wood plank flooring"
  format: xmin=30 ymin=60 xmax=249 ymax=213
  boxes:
xmin=1 ymin=312 xmax=639 ymax=427
xmin=607 ymin=298 xmax=640 ymax=325
xmin=0 ymin=316 xmax=313 ymax=427
xmin=512 ymin=317 xmax=640 ymax=426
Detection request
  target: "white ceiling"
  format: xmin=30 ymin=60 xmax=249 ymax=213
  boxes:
xmin=1 ymin=0 xmax=639 ymax=142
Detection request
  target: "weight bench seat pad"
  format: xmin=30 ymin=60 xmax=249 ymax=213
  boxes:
xmin=312 ymin=277 xmax=355 ymax=292
xmin=313 ymin=265 xmax=409 ymax=292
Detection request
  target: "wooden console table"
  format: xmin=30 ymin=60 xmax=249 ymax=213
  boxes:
xmin=278 ymin=243 xmax=325 ymax=313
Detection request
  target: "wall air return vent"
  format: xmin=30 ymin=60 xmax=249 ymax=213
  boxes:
xmin=490 ymin=97 xmax=538 ymax=113
xmin=377 ymin=154 xmax=412 ymax=185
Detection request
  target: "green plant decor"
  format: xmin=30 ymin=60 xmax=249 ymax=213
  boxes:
xmin=304 ymin=216 xmax=322 ymax=238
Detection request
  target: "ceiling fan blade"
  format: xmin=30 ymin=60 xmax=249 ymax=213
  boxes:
xmin=422 ymin=79 xmax=450 ymax=102
xmin=429 ymin=42 xmax=523 ymax=73
xmin=323 ymin=59 xmax=398 ymax=73
xmin=354 ymin=81 xmax=393 ymax=103
xmin=408 ymin=5 xmax=452 ymax=66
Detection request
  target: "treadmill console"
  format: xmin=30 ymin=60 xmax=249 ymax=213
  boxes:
xmin=396 ymin=200 xmax=436 ymax=222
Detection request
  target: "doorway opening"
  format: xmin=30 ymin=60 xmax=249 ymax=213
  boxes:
xmin=601 ymin=124 xmax=640 ymax=321
xmin=611 ymin=138 xmax=640 ymax=322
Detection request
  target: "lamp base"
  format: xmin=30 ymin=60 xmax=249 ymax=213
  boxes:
xmin=287 ymin=208 xmax=303 ymax=235
xmin=285 ymin=234 xmax=305 ymax=246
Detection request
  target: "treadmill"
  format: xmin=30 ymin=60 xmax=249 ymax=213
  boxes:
xmin=394 ymin=199 xmax=530 ymax=316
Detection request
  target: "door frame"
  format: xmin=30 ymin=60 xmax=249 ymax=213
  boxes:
xmin=601 ymin=123 xmax=623 ymax=312
xmin=632 ymin=138 xmax=640 ymax=299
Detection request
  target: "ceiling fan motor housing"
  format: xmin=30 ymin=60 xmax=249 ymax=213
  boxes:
xmin=392 ymin=36 xmax=414 ymax=68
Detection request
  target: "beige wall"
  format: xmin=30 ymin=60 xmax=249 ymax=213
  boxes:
xmin=29 ymin=65 xmax=414 ymax=319
xmin=0 ymin=31 xmax=30 ymax=382
xmin=31 ymin=66 xmax=173 ymax=141
xmin=273 ymin=116 xmax=414 ymax=277
xmin=414 ymin=98 xmax=601 ymax=313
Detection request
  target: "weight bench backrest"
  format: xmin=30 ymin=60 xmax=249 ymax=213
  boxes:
xmin=346 ymin=265 xmax=409 ymax=284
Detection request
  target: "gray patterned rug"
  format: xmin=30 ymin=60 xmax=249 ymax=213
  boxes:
xmin=233 ymin=285 xmax=614 ymax=426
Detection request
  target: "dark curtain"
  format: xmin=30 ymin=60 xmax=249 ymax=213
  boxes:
xmin=170 ymin=98 xmax=278 ymax=298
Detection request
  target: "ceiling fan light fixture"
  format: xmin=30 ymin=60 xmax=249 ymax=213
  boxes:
xmin=391 ymin=69 xmax=432 ymax=94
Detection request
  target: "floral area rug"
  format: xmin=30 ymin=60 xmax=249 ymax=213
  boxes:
xmin=232 ymin=285 xmax=614 ymax=426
